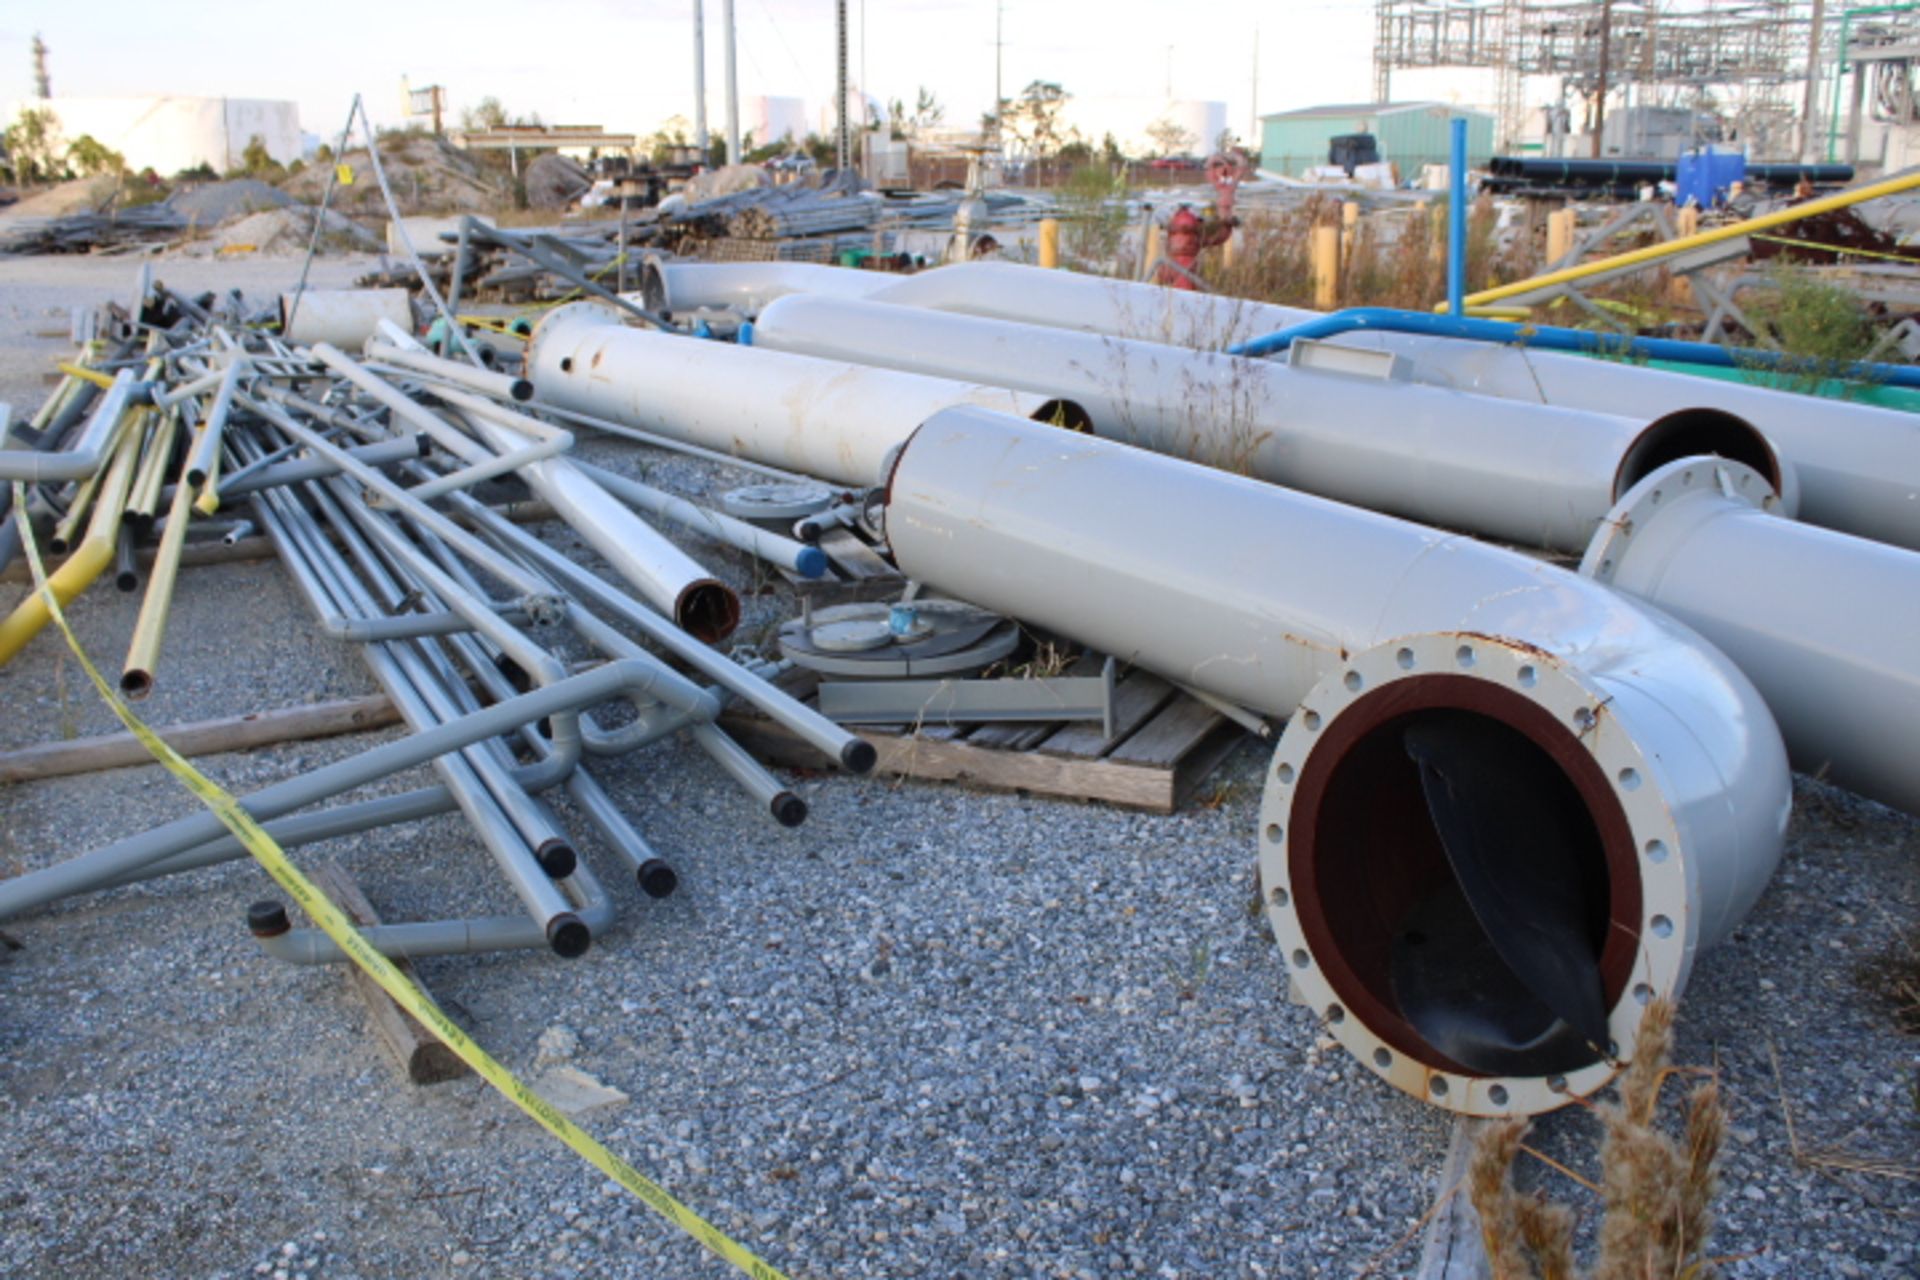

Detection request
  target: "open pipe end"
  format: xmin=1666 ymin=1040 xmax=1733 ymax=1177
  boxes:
xmin=675 ymin=579 xmax=742 ymax=644
xmin=839 ymin=737 xmax=878 ymax=775
xmin=546 ymin=913 xmax=592 ymax=959
xmin=508 ymin=378 xmax=535 ymax=402
xmin=771 ymin=791 xmax=809 ymax=828
xmin=1029 ymin=398 xmax=1094 ymax=434
xmin=535 ymin=840 xmax=578 ymax=880
xmin=1258 ymin=633 xmax=1695 ymax=1118
xmin=119 ymin=669 xmax=154 ymax=701
xmin=636 ymin=858 xmax=679 ymax=899
xmin=114 ymin=569 xmax=140 ymax=593
xmin=1618 ymin=409 xmax=1787 ymax=511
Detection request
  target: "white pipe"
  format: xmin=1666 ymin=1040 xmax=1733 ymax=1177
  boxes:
xmin=1328 ymin=329 xmax=1920 ymax=553
xmin=279 ymin=288 xmax=413 ymax=349
xmin=722 ymin=0 xmax=740 ymax=164
xmin=1583 ymin=455 xmax=1920 ymax=816
xmin=886 ymin=407 xmax=1790 ymax=1117
xmin=525 ymin=302 xmax=1087 ymax=488
xmin=636 ymin=258 xmax=893 ymax=316
xmin=753 ymin=294 xmax=1790 ymax=554
xmin=365 ymin=338 xmax=534 ymax=403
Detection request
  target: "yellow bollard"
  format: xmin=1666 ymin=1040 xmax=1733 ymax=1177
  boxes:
xmin=1311 ymin=224 xmax=1340 ymax=310
xmin=1340 ymin=201 xmax=1359 ymax=265
xmin=1546 ymin=207 xmax=1576 ymax=267
xmin=1038 ymin=217 xmax=1060 ymax=269
xmin=1141 ymin=220 xmax=1163 ymax=281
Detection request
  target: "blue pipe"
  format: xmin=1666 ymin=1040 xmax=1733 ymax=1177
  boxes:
xmin=1225 ymin=307 xmax=1920 ymax=390
xmin=1447 ymin=119 xmax=1467 ymax=318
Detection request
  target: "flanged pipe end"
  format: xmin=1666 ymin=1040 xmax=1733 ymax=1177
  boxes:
xmin=546 ymin=913 xmax=591 ymax=959
xmin=1581 ymin=455 xmax=1778 ymax=588
xmin=247 ymin=901 xmax=291 ymax=938
xmin=508 ymin=378 xmax=534 ymax=402
xmin=535 ymin=840 xmax=578 ymax=880
xmin=771 ymin=791 xmax=809 ymax=828
xmin=1257 ymin=632 xmax=1714 ymax=1118
xmin=637 ymin=859 xmax=679 ymax=899
xmin=840 ymin=738 xmax=878 ymax=774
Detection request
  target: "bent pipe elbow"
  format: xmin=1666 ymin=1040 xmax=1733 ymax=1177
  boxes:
xmin=1260 ymin=616 xmax=1789 ymax=1117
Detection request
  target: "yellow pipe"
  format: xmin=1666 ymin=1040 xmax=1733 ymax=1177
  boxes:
xmin=191 ymin=449 xmax=223 ymax=517
xmin=126 ymin=412 xmax=179 ymax=524
xmin=56 ymin=362 xmax=119 ymax=391
xmin=0 ymin=429 xmax=142 ymax=667
xmin=121 ymin=447 xmax=198 ymax=699
xmin=1441 ymin=167 xmax=1920 ymax=312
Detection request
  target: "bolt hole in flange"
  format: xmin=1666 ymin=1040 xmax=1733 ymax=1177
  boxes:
xmin=1284 ymin=672 xmax=1642 ymax=1083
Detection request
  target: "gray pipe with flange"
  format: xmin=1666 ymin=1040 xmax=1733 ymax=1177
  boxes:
xmin=885 ymin=406 xmax=1790 ymax=1116
xmin=753 ymin=293 xmax=1790 ymax=554
xmin=1582 ymin=455 xmax=1920 ymax=817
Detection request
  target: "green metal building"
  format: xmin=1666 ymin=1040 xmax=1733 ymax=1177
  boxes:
xmin=1258 ymin=102 xmax=1495 ymax=181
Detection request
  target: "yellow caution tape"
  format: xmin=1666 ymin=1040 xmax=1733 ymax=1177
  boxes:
xmin=10 ymin=484 xmax=793 ymax=1280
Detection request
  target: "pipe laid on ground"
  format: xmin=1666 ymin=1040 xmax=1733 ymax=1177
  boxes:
xmin=0 ymin=368 xmax=134 ymax=484
xmin=525 ymin=302 xmax=1089 ymax=488
xmin=638 ymin=258 xmax=894 ymax=316
xmin=119 ymin=445 xmax=198 ymax=699
xmin=439 ymin=392 xmax=741 ymax=641
xmin=885 ymin=407 xmax=1789 ymax=1116
xmin=1309 ymin=323 xmax=1920 ymax=553
xmin=1583 ymin=456 xmax=1920 ymax=817
xmin=570 ymin=458 xmax=828 ymax=579
xmin=752 ymin=294 xmax=1787 ymax=554
xmin=0 ymin=427 xmax=143 ymax=667
xmin=365 ymin=338 xmax=534 ymax=403
xmin=278 ymin=288 xmax=413 ymax=349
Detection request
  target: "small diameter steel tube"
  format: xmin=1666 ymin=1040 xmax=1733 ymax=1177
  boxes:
xmin=572 ymin=458 xmax=827 ymax=579
xmin=690 ymin=721 xmax=808 ymax=827
xmin=365 ymin=339 xmax=534 ymax=402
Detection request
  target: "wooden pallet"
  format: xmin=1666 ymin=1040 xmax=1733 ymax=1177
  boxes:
xmin=719 ymin=663 xmax=1255 ymax=814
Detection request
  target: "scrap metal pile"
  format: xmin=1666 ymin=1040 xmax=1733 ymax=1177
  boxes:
xmin=4 ymin=257 xmax=1919 ymax=1123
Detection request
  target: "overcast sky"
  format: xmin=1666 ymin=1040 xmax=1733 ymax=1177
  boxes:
xmin=0 ymin=1 xmax=1384 ymax=144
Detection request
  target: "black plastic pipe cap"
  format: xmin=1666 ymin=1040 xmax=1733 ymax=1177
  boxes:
xmin=840 ymin=739 xmax=878 ymax=774
xmin=636 ymin=859 xmax=679 ymax=899
xmin=546 ymin=913 xmax=591 ymax=958
xmin=535 ymin=840 xmax=577 ymax=880
xmin=771 ymin=791 xmax=809 ymax=828
xmin=247 ymin=900 xmax=290 ymax=938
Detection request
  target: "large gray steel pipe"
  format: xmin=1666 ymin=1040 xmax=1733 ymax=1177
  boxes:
xmin=1328 ymin=330 xmax=1920 ymax=552
xmin=753 ymin=294 xmax=1788 ymax=554
xmin=526 ymin=303 xmax=1088 ymax=488
xmin=1583 ymin=456 xmax=1920 ymax=816
xmin=886 ymin=407 xmax=1790 ymax=1116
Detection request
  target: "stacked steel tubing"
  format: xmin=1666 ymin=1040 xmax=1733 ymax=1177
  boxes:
xmin=0 ymin=278 xmax=873 ymax=960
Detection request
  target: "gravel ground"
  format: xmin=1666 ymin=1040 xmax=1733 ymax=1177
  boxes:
xmin=0 ymin=255 xmax=1915 ymax=1280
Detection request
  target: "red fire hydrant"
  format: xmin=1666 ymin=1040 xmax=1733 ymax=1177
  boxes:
xmin=1154 ymin=149 xmax=1249 ymax=290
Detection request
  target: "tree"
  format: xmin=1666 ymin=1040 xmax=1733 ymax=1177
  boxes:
xmin=647 ymin=115 xmax=691 ymax=165
xmin=999 ymin=81 xmax=1074 ymax=160
xmin=1145 ymin=114 xmax=1197 ymax=158
xmin=235 ymin=134 xmax=284 ymax=179
xmin=65 ymin=134 xmax=125 ymax=177
xmin=2 ymin=106 xmax=63 ymax=185
xmin=888 ymin=87 xmax=945 ymax=141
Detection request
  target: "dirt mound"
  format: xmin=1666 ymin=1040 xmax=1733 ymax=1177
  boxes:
xmin=4 ymin=175 xmax=122 ymax=218
xmin=282 ymin=133 xmax=508 ymax=216
xmin=169 ymin=179 xmax=296 ymax=227
xmin=170 ymin=205 xmax=379 ymax=258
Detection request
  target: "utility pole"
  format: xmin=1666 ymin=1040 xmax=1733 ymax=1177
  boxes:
xmin=31 ymin=32 xmax=50 ymax=99
xmin=836 ymin=0 xmax=850 ymax=172
xmin=993 ymin=0 xmax=1004 ymax=148
xmin=1591 ymin=0 xmax=1612 ymax=158
xmin=723 ymin=0 xmax=740 ymax=165
xmin=1250 ymin=27 xmax=1259 ymax=144
xmin=693 ymin=0 xmax=709 ymax=165
xmin=1802 ymin=0 xmax=1826 ymax=162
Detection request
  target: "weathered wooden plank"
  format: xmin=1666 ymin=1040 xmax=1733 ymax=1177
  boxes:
xmin=1038 ymin=670 xmax=1176 ymax=760
xmin=1108 ymin=694 xmax=1228 ymax=768
xmin=0 ymin=694 xmax=401 ymax=784
xmin=720 ymin=713 xmax=1178 ymax=812
xmin=307 ymin=862 xmax=471 ymax=1086
xmin=816 ymin=527 xmax=897 ymax=580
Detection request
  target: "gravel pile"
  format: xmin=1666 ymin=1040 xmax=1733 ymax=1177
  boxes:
xmin=0 ymin=256 xmax=1914 ymax=1280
